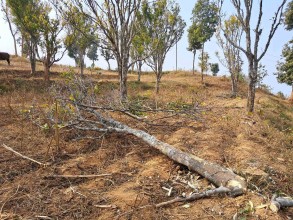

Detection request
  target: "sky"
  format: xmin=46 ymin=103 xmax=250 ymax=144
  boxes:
xmin=0 ymin=1 xmax=292 ymax=96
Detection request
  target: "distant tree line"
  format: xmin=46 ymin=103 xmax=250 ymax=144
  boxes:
xmin=1 ymin=0 xmax=292 ymax=111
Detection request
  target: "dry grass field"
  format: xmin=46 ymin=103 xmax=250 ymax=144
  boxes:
xmin=0 ymin=57 xmax=292 ymax=219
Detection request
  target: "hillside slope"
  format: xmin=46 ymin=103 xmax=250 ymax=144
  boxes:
xmin=0 ymin=57 xmax=292 ymax=219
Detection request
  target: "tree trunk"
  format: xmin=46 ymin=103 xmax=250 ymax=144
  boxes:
xmin=43 ymin=59 xmax=50 ymax=82
xmin=97 ymin=115 xmax=247 ymax=195
xmin=155 ymin=62 xmax=163 ymax=94
xmin=30 ymin=50 xmax=36 ymax=76
xmin=231 ymin=74 xmax=237 ymax=98
xmin=289 ymin=84 xmax=293 ymax=103
xmin=107 ymin=60 xmax=111 ymax=71
xmin=155 ymin=76 xmax=161 ymax=94
xmin=192 ymin=50 xmax=196 ymax=75
xmin=29 ymin=40 xmax=37 ymax=76
xmin=176 ymin=41 xmax=178 ymax=72
xmin=21 ymin=37 xmax=24 ymax=57
xmin=118 ymin=63 xmax=128 ymax=102
xmin=30 ymin=59 xmax=36 ymax=76
xmin=247 ymin=81 xmax=256 ymax=112
xmin=12 ymin=34 xmax=18 ymax=56
xmin=137 ymin=60 xmax=142 ymax=82
xmin=201 ymin=44 xmax=205 ymax=83
xmin=4 ymin=6 xmax=18 ymax=56
xmin=247 ymin=60 xmax=257 ymax=112
xmin=79 ymin=51 xmax=85 ymax=76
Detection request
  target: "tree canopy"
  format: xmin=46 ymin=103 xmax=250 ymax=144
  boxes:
xmin=191 ymin=0 xmax=219 ymax=44
xmin=63 ymin=4 xmax=97 ymax=75
xmin=141 ymin=0 xmax=186 ymax=93
xmin=87 ymin=43 xmax=99 ymax=67
xmin=285 ymin=0 xmax=293 ymax=30
xmin=276 ymin=40 xmax=293 ymax=87
xmin=191 ymin=0 xmax=219 ymax=82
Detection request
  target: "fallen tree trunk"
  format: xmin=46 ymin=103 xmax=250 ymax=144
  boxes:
xmin=75 ymin=106 xmax=247 ymax=196
xmin=111 ymin=120 xmax=246 ymax=195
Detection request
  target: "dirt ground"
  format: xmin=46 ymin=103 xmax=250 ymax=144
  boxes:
xmin=0 ymin=58 xmax=292 ymax=219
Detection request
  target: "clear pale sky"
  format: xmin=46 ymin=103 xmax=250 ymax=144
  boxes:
xmin=0 ymin=1 xmax=292 ymax=96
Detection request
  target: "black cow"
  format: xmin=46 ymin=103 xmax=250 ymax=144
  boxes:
xmin=0 ymin=52 xmax=10 ymax=65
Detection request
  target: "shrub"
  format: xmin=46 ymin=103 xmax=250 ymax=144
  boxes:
xmin=276 ymin=91 xmax=286 ymax=100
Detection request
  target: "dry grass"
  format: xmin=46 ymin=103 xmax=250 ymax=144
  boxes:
xmin=0 ymin=56 xmax=292 ymax=219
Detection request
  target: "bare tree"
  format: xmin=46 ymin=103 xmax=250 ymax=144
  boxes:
xmin=221 ymin=0 xmax=287 ymax=112
xmin=63 ymin=0 xmax=141 ymax=101
xmin=216 ymin=15 xmax=243 ymax=97
xmin=1 ymin=0 xmax=18 ymax=56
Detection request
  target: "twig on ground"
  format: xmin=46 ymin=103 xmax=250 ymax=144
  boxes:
xmin=35 ymin=216 xmax=53 ymax=220
xmin=94 ymin=204 xmax=117 ymax=209
xmin=46 ymin=174 xmax=112 ymax=178
xmin=1 ymin=144 xmax=48 ymax=166
xmin=156 ymin=186 xmax=231 ymax=208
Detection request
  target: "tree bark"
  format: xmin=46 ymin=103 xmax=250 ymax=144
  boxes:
xmin=247 ymin=60 xmax=257 ymax=112
xmin=29 ymin=40 xmax=37 ymax=76
xmin=30 ymin=52 xmax=36 ymax=76
xmin=118 ymin=63 xmax=128 ymax=102
xmin=12 ymin=33 xmax=18 ymax=56
xmin=247 ymin=80 xmax=256 ymax=112
xmin=30 ymin=58 xmax=36 ymax=76
xmin=21 ymin=36 xmax=24 ymax=57
xmin=3 ymin=4 xmax=18 ymax=56
xmin=79 ymin=51 xmax=85 ymax=76
xmin=137 ymin=60 xmax=142 ymax=82
xmin=289 ymin=84 xmax=293 ymax=102
xmin=155 ymin=76 xmax=161 ymax=94
xmin=231 ymin=74 xmax=237 ymax=98
xmin=43 ymin=60 xmax=50 ymax=82
xmin=176 ymin=41 xmax=178 ymax=72
xmin=201 ymin=44 xmax=204 ymax=83
xmin=155 ymin=62 xmax=163 ymax=94
xmin=192 ymin=50 xmax=196 ymax=75
xmin=106 ymin=60 xmax=111 ymax=71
